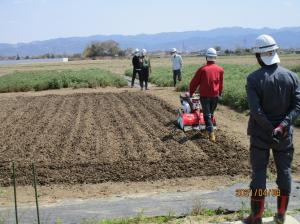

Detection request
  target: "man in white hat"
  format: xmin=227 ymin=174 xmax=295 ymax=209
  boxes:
xmin=189 ymin=48 xmax=224 ymax=142
xmin=131 ymin=48 xmax=141 ymax=87
xmin=244 ymin=34 xmax=300 ymax=224
xmin=140 ymin=49 xmax=151 ymax=90
xmin=170 ymin=48 xmax=183 ymax=87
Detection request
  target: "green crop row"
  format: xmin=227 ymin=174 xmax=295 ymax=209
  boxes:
xmin=0 ymin=69 xmax=128 ymax=93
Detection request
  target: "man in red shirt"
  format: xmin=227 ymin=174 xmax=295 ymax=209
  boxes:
xmin=189 ymin=48 xmax=224 ymax=142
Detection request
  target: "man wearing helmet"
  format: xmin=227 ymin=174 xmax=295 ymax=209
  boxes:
xmin=244 ymin=34 xmax=300 ymax=224
xmin=171 ymin=48 xmax=183 ymax=87
xmin=140 ymin=49 xmax=151 ymax=90
xmin=131 ymin=48 xmax=141 ymax=88
xmin=189 ymin=48 xmax=224 ymax=142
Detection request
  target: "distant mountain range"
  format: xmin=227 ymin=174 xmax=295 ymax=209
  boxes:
xmin=1 ymin=27 xmax=300 ymax=57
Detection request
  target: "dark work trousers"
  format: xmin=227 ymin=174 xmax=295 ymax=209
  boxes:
xmin=200 ymin=97 xmax=218 ymax=132
xmin=131 ymin=69 xmax=141 ymax=87
xmin=250 ymin=138 xmax=294 ymax=194
xmin=173 ymin=69 xmax=182 ymax=87
xmin=140 ymin=68 xmax=149 ymax=89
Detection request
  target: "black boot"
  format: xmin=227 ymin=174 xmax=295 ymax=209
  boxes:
xmin=244 ymin=196 xmax=265 ymax=224
xmin=274 ymin=213 xmax=285 ymax=224
xmin=274 ymin=190 xmax=289 ymax=224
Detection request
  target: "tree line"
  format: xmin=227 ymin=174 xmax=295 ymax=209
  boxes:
xmin=83 ymin=40 xmax=127 ymax=58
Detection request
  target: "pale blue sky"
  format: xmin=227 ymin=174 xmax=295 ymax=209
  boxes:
xmin=1 ymin=0 xmax=300 ymax=43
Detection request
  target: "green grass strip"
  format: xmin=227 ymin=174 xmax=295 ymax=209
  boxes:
xmin=0 ymin=68 xmax=127 ymax=93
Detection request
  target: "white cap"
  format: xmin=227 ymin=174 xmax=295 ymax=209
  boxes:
xmin=253 ymin=34 xmax=279 ymax=53
xmin=254 ymin=34 xmax=280 ymax=65
xmin=171 ymin=48 xmax=177 ymax=53
xmin=141 ymin=49 xmax=147 ymax=56
xmin=206 ymin=48 xmax=217 ymax=61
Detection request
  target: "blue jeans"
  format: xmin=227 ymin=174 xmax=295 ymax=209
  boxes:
xmin=200 ymin=97 xmax=218 ymax=132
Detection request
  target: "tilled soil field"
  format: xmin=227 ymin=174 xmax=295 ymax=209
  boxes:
xmin=0 ymin=92 xmax=249 ymax=186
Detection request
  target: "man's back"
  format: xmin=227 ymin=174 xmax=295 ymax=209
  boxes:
xmin=171 ymin=54 xmax=182 ymax=70
xmin=190 ymin=62 xmax=224 ymax=97
xmin=247 ymin=64 xmax=299 ymax=124
xmin=132 ymin=55 xmax=140 ymax=69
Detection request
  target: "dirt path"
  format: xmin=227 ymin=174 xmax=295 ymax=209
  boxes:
xmin=2 ymin=181 xmax=300 ymax=224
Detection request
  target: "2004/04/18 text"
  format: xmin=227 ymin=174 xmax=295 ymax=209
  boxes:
xmin=235 ymin=189 xmax=280 ymax=197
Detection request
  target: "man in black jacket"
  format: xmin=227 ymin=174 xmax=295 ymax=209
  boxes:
xmin=244 ymin=34 xmax=300 ymax=224
xmin=131 ymin=48 xmax=141 ymax=87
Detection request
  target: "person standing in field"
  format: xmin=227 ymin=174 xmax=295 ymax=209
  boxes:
xmin=171 ymin=48 xmax=183 ymax=87
xmin=244 ymin=34 xmax=300 ymax=224
xmin=140 ymin=49 xmax=151 ymax=90
xmin=131 ymin=48 xmax=141 ymax=88
xmin=189 ymin=48 xmax=224 ymax=142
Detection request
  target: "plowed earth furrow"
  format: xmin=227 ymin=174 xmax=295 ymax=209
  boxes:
xmin=0 ymin=92 xmax=249 ymax=186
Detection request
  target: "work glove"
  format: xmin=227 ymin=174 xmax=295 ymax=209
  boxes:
xmin=180 ymin=92 xmax=190 ymax=98
xmin=218 ymin=94 xmax=223 ymax=101
xmin=272 ymin=125 xmax=288 ymax=143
